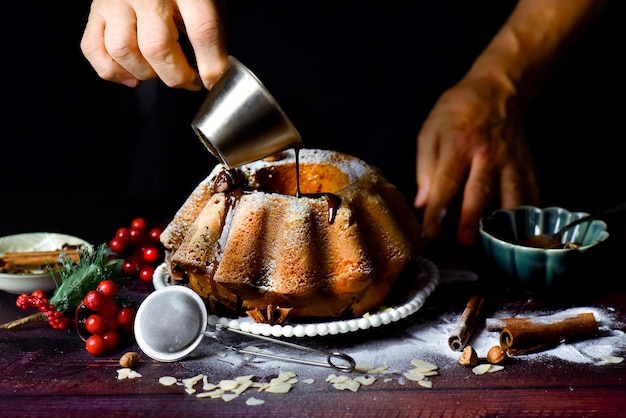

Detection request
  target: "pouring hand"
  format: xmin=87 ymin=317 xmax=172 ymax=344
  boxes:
xmin=80 ymin=0 xmax=227 ymax=90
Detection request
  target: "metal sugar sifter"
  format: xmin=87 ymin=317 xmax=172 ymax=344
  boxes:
xmin=133 ymin=286 xmax=356 ymax=372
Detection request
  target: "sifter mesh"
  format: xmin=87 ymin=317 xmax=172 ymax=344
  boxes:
xmin=134 ymin=286 xmax=208 ymax=362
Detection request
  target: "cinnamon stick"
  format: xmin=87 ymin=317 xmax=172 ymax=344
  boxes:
xmin=448 ymin=295 xmax=485 ymax=351
xmin=489 ymin=312 xmax=599 ymax=355
xmin=1 ymin=249 xmax=81 ymax=267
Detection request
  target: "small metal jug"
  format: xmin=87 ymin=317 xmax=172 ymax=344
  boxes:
xmin=192 ymin=56 xmax=303 ymax=169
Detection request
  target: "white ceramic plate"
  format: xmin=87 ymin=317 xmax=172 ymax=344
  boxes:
xmin=0 ymin=233 xmax=91 ymax=295
xmin=152 ymin=256 xmax=439 ymax=338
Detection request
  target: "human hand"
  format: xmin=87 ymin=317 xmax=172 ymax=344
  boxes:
xmin=80 ymin=0 xmax=227 ymax=90
xmin=414 ymin=74 xmax=539 ymax=246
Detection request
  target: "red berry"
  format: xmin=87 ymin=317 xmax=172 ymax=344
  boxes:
xmin=96 ymin=279 xmax=118 ymax=298
xmin=16 ymin=294 xmax=29 ymax=310
xmin=116 ymin=307 xmax=135 ymax=333
xmin=28 ymin=290 xmax=48 ymax=309
xmin=55 ymin=317 xmax=71 ymax=330
xmin=83 ymin=290 xmax=105 ymax=312
xmin=98 ymin=297 xmax=118 ymax=319
xmin=138 ymin=265 xmax=155 ymax=283
xmin=148 ymin=228 xmax=162 ymax=243
xmin=122 ymin=258 xmax=138 ymax=275
xmin=108 ymin=238 xmax=126 ymax=254
xmin=102 ymin=331 xmax=120 ymax=351
xmin=31 ymin=290 xmax=47 ymax=300
xmin=115 ymin=227 xmax=131 ymax=244
xmin=129 ymin=228 xmax=143 ymax=244
xmin=131 ymin=217 xmax=148 ymax=231
xmin=140 ymin=246 xmax=160 ymax=264
xmin=85 ymin=314 xmax=107 ymax=335
xmin=48 ymin=312 xmax=65 ymax=329
xmin=85 ymin=334 xmax=107 ymax=356
xmin=105 ymin=317 xmax=119 ymax=332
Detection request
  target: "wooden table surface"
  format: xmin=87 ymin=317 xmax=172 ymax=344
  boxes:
xmin=1 ymin=239 xmax=625 ymax=418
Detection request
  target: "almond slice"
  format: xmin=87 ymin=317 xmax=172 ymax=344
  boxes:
xmin=354 ymin=362 xmax=374 ymax=373
xmin=354 ymin=376 xmax=376 ymax=386
xmin=367 ymin=365 xmax=390 ymax=374
xmin=127 ymin=370 xmax=142 ymax=379
xmin=182 ymin=374 xmax=205 ymax=388
xmin=219 ymin=380 xmax=239 ymax=391
xmin=221 ymin=393 xmax=239 ymax=402
xmin=265 ymin=382 xmax=292 ymax=394
xmin=232 ymin=380 xmax=253 ymax=395
xmin=199 ymin=388 xmax=225 ymax=398
xmin=246 ymin=397 xmax=266 ymax=406
xmin=333 ymin=379 xmax=360 ymax=392
xmin=329 ymin=375 xmax=350 ymax=384
xmin=487 ymin=364 xmax=505 ymax=373
xmin=116 ymin=368 xmax=131 ymax=380
xmin=403 ymin=372 xmax=425 ymax=382
xmin=159 ymin=376 xmax=178 ymax=386
xmin=601 ymin=355 xmax=624 ymax=364
xmin=410 ymin=358 xmax=438 ymax=371
xmin=277 ymin=371 xmax=296 ymax=381
xmin=472 ymin=364 xmax=492 ymax=375
xmin=418 ymin=379 xmax=433 ymax=388
xmin=202 ymin=382 xmax=218 ymax=391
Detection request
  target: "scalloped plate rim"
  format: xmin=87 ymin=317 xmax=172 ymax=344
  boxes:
xmin=152 ymin=256 xmax=439 ymax=338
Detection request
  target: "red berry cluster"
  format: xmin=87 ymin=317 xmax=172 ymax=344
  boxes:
xmin=16 ymin=290 xmax=72 ymax=330
xmin=76 ymin=279 xmax=136 ymax=356
xmin=109 ymin=217 xmax=163 ymax=283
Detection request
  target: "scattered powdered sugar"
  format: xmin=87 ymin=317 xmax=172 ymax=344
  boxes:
xmin=410 ymin=269 xmax=626 ymax=366
xmin=176 ymin=266 xmax=624 ymax=387
xmin=404 ymin=305 xmax=624 ymax=366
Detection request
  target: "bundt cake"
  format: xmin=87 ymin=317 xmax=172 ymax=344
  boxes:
xmin=160 ymin=148 xmax=427 ymax=322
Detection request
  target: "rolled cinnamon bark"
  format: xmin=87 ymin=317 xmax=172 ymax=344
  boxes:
xmin=1 ymin=249 xmax=81 ymax=266
xmin=493 ymin=312 xmax=599 ymax=355
xmin=448 ymin=295 xmax=485 ymax=351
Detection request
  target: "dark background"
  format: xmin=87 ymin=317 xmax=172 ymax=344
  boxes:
xmin=3 ymin=1 xmax=625 ymax=246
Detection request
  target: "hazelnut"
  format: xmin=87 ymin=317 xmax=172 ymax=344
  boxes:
xmin=119 ymin=351 xmax=140 ymax=368
xmin=458 ymin=346 xmax=479 ymax=367
xmin=486 ymin=345 xmax=507 ymax=365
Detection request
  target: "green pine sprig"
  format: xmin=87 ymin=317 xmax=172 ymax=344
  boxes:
xmin=49 ymin=243 xmax=123 ymax=313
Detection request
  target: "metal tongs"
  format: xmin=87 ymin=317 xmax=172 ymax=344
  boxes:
xmin=209 ymin=324 xmax=355 ymax=372
xmin=133 ymin=286 xmax=356 ymax=372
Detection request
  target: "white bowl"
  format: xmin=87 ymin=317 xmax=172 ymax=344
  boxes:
xmin=0 ymin=233 xmax=91 ymax=295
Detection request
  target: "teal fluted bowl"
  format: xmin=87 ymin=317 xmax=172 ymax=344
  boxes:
xmin=479 ymin=206 xmax=609 ymax=287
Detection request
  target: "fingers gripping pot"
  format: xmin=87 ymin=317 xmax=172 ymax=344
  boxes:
xmin=192 ymin=56 xmax=303 ymax=168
